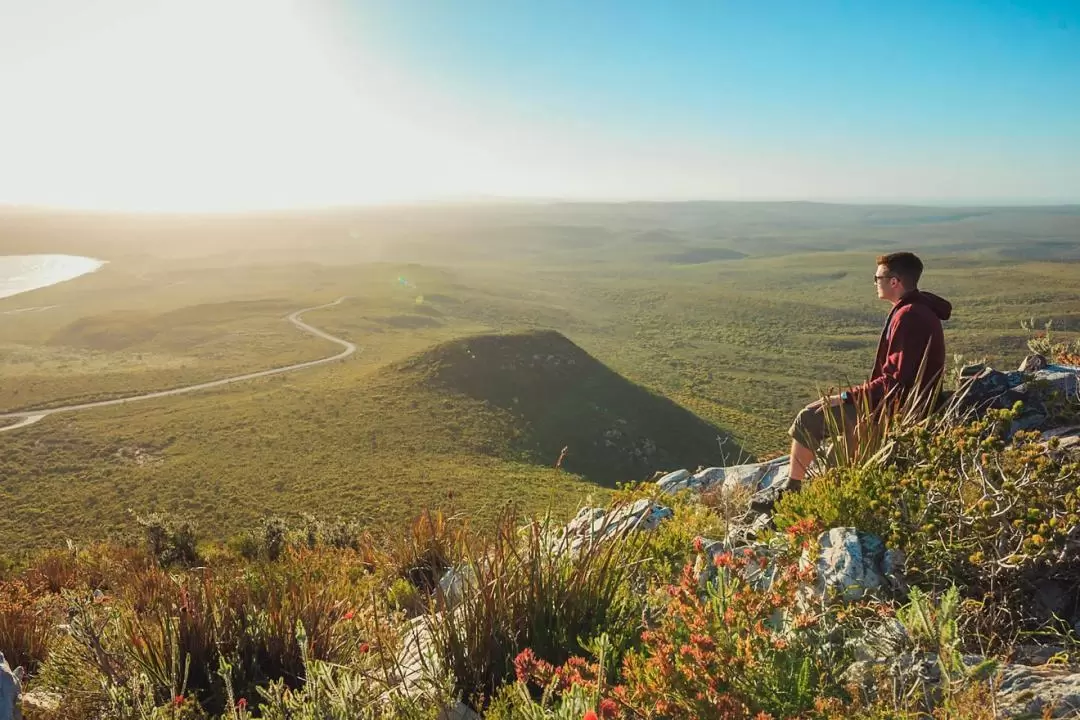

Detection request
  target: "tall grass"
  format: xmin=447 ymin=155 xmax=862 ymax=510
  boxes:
xmin=425 ymin=507 xmax=650 ymax=706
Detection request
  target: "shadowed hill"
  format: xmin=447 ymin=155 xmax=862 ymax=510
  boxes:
xmin=392 ymin=330 xmax=744 ymax=483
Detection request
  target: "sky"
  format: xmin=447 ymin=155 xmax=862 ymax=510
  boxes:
xmin=0 ymin=0 xmax=1078 ymax=211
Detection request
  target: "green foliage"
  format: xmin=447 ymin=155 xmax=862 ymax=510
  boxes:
xmin=1022 ymin=318 xmax=1080 ymax=365
xmin=507 ymin=521 xmax=870 ymax=719
xmin=773 ymin=463 xmax=896 ymax=538
xmin=777 ymin=395 xmax=1080 ymax=643
xmin=387 ymin=577 xmax=422 ymax=616
xmin=136 ymin=512 xmax=199 ymax=567
xmin=250 ymin=623 xmax=453 ymax=720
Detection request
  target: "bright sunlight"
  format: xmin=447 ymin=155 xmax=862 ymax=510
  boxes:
xmin=0 ymin=0 xmax=494 ymax=211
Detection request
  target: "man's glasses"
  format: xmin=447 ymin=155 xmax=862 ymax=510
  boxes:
xmin=873 ymin=274 xmax=894 ymax=282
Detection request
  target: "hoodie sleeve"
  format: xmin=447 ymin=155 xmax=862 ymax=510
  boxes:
xmin=847 ymin=306 xmax=936 ymax=408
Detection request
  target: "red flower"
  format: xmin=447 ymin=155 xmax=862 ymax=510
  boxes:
xmin=343 ymin=610 xmax=355 ymax=621
xmin=358 ymin=642 xmax=370 ymax=654
xmin=237 ymin=698 xmax=248 ymax=710
xmin=599 ymin=698 xmax=619 ymax=718
xmin=693 ymin=536 xmax=705 ymax=552
xmin=173 ymin=695 xmax=184 ymax=706
xmin=584 ymin=711 xmax=599 ymax=720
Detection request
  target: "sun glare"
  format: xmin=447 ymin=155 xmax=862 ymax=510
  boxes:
xmin=0 ymin=0 xmax=485 ymax=211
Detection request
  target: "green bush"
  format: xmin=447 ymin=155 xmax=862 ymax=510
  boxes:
xmin=136 ymin=512 xmax=200 ymax=567
xmin=776 ymin=401 xmax=1080 ymax=641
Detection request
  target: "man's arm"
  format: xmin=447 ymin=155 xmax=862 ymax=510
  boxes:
xmin=846 ymin=308 xmax=933 ymax=408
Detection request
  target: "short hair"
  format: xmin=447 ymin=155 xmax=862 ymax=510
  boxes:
xmin=877 ymin=251 xmax=923 ymax=289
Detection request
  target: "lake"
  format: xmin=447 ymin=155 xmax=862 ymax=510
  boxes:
xmin=0 ymin=254 xmax=105 ymax=300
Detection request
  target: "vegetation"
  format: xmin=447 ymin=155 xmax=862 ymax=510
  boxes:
xmin=1 ymin=203 xmax=1080 ymax=716
xmin=3 ymin=203 xmax=1079 ymax=551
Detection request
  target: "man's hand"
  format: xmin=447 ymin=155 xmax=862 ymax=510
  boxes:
xmin=811 ymin=394 xmax=844 ymax=409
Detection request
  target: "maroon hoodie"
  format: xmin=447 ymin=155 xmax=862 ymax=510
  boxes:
xmin=847 ymin=289 xmax=952 ymax=409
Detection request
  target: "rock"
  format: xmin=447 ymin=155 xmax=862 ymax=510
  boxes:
xmin=559 ymin=498 xmax=673 ymax=554
xmin=1033 ymin=578 xmax=1069 ymax=620
xmin=1012 ymin=644 xmax=1068 ymax=666
xmin=438 ymin=701 xmax=480 ymax=720
xmin=0 ymin=652 xmax=22 ymax=720
xmin=656 ymin=469 xmax=691 ymax=494
xmin=997 ymin=663 xmax=1080 ymax=718
xmin=564 ymin=507 xmax=606 ymax=536
xmin=437 ymin=565 xmax=477 ymax=611
xmin=815 ymin=528 xmax=886 ymax=601
xmin=748 ymin=473 xmax=800 ymax=514
xmin=956 ymin=364 xmax=1080 ymax=435
xmin=657 ymin=458 xmax=793 ymax=497
xmin=394 ymin=614 xmax=443 ymax=696
xmin=881 ymin=548 xmax=907 ymax=592
xmin=720 ymin=457 xmax=791 ymax=495
xmin=850 ymin=617 xmax=910 ymax=663
xmin=19 ymin=691 xmax=60 ymax=714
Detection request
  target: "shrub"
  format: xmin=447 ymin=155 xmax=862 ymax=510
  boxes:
xmin=136 ymin=512 xmax=200 ymax=567
xmin=777 ymin=400 xmax=1080 ymax=644
xmin=63 ymin=548 xmax=385 ymax=715
xmin=0 ymin=578 xmax=61 ymax=673
xmin=1023 ymin=319 xmax=1080 ymax=366
xmin=389 ymin=509 xmax=465 ymax=591
xmin=772 ymin=463 xmax=896 ymax=539
xmin=507 ymin=520 xmax=871 ymax=719
xmin=260 ymin=516 xmax=290 ymax=562
xmin=251 ymin=622 xmax=455 ymax=720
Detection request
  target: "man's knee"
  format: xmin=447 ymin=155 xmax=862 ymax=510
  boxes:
xmin=789 ymin=403 xmax=826 ymax=453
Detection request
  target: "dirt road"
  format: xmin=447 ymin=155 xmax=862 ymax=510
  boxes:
xmin=0 ymin=297 xmax=357 ymax=434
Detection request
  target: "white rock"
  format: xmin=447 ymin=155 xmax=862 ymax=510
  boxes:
xmin=656 ymin=469 xmax=691 ymax=494
xmin=815 ymin=528 xmax=885 ymax=601
xmin=437 ymin=566 xmax=477 ymax=611
xmin=997 ymin=663 xmax=1080 ymax=718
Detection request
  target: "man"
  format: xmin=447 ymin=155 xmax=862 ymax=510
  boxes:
xmin=788 ymin=252 xmax=952 ymax=486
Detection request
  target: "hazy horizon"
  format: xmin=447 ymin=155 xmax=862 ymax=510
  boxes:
xmin=2 ymin=0 xmax=1078 ymax=212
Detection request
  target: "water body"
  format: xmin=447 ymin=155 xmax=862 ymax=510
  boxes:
xmin=0 ymin=254 xmax=105 ymax=300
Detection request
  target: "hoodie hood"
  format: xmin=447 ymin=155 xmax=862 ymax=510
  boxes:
xmin=903 ymin=290 xmax=952 ymax=321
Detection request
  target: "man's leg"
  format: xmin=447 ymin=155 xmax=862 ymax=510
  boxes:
xmin=789 ymin=437 xmax=815 ymax=485
xmin=787 ymin=402 xmax=826 ymax=486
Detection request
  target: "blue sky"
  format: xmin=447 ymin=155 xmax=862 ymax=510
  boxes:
xmin=0 ymin=0 xmax=1077 ymax=209
xmin=345 ymin=0 xmax=1080 ymax=203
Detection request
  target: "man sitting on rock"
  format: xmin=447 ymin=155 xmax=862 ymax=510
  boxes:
xmin=788 ymin=252 xmax=952 ymax=487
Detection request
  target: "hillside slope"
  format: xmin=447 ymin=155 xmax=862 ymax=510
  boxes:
xmin=391 ymin=330 xmax=739 ymax=483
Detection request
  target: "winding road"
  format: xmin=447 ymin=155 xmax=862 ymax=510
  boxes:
xmin=0 ymin=297 xmax=357 ymax=434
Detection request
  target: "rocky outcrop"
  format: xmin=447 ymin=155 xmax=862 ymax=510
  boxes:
xmin=657 ymin=458 xmax=791 ymax=497
xmin=996 ymin=663 xmax=1080 ymax=718
xmin=558 ymin=498 xmax=673 ymax=553
xmin=956 ymin=358 xmax=1080 ymax=434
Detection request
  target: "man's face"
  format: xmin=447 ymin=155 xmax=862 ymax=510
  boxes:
xmin=874 ymin=263 xmax=901 ymax=302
